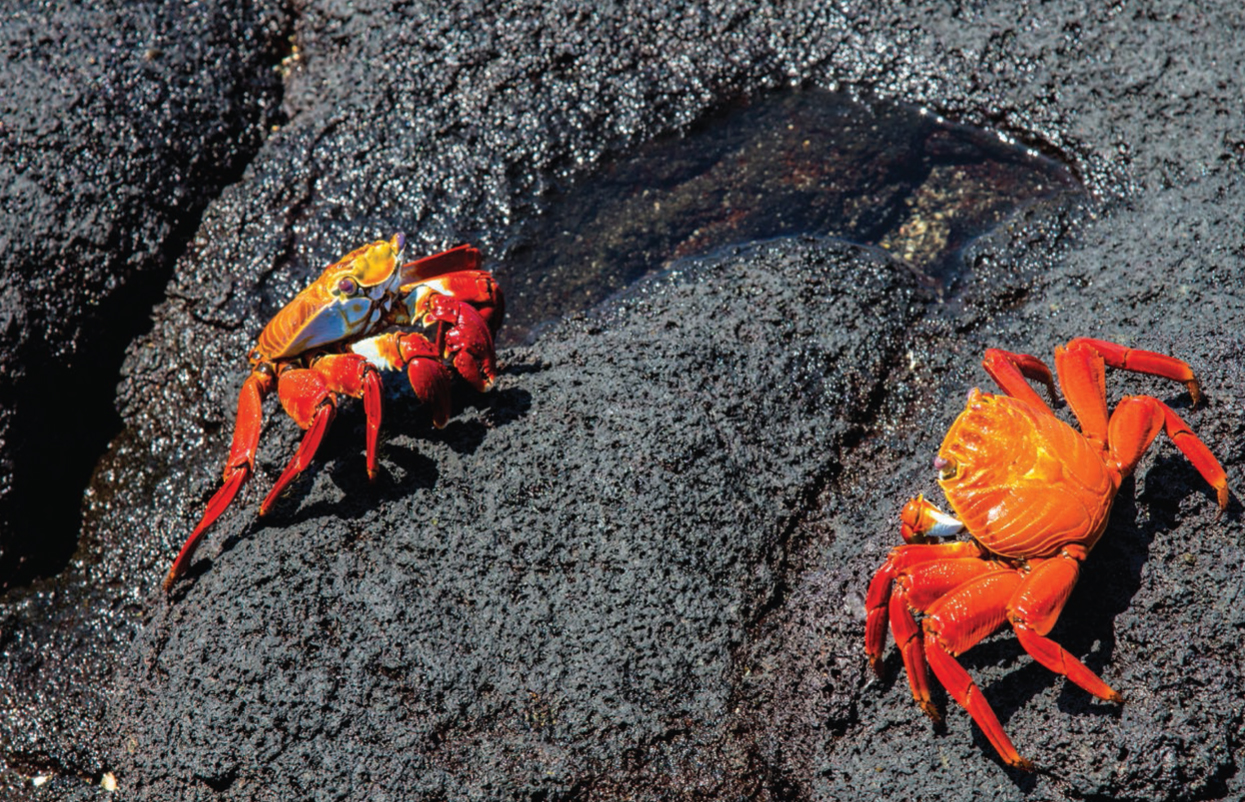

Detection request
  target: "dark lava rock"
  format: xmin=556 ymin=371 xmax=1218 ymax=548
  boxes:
xmin=122 ymin=239 xmax=922 ymax=800
xmin=0 ymin=0 xmax=288 ymax=586
xmin=2 ymin=1 xmax=1244 ymax=801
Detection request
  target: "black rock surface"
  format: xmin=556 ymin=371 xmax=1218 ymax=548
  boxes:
xmin=125 ymin=239 xmax=922 ymax=799
xmin=0 ymin=0 xmax=288 ymax=586
xmin=1 ymin=1 xmax=1242 ymax=800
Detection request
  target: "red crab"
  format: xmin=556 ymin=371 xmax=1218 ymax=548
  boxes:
xmin=865 ymin=338 xmax=1229 ymax=769
xmin=164 ymin=233 xmax=504 ymax=590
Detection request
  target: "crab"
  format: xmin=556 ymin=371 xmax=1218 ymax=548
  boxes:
xmin=164 ymin=233 xmax=504 ymax=590
xmin=865 ymin=338 xmax=1229 ymax=769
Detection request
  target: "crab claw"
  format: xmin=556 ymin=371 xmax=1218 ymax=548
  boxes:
xmin=430 ymin=295 xmax=498 ymax=392
xmin=398 ymin=333 xmax=454 ymax=428
xmin=900 ymin=495 xmax=964 ymax=544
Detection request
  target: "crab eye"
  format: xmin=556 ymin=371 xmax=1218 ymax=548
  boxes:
xmin=337 ymin=277 xmax=359 ymax=296
xmin=934 ymin=455 xmax=958 ymax=481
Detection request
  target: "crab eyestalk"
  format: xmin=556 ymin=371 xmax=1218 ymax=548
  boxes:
xmin=933 ymin=455 xmax=956 ymax=480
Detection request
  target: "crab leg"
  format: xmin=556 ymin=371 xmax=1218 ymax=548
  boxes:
xmin=888 ymin=557 xmax=1017 ymax=719
xmin=922 ymin=571 xmax=1032 ymax=770
xmin=1053 ymin=341 xmax=1110 ymax=447
xmin=165 ymin=368 xmax=274 ymax=590
xmin=1064 ymin=338 xmax=1203 ymax=404
xmin=1007 ymin=548 xmax=1123 ymax=703
xmin=399 ymin=243 xmax=483 ymax=282
xmin=1055 ymin=340 xmax=1228 ymax=510
xmin=1106 ymin=396 xmax=1230 ymax=510
xmin=1055 ymin=337 xmax=1209 ymax=447
xmin=262 ymin=403 xmax=335 ymax=515
xmin=865 ymin=537 xmax=984 ymax=673
xmin=925 ymin=640 xmax=1031 ymax=770
xmin=981 ymin=348 xmax=1059 ymax=414
xmin=261 ymin=353 xmax=384 ymax=514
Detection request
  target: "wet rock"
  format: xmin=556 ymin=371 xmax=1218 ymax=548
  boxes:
xmin=0 ymin=0 xmax=288 ymax=587
xmin=500 ymin=88 xmax=1080 ymax=340
xmin=2 ymin=1 xmax=1244 ymax=800
xmin=122 ymin=239 xmax=922 ymax=799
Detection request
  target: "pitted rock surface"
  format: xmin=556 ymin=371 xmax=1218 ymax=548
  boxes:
xmin=124 ymin=240 xmax=920 ymax=799
xmin=0 ymin=0 xmax=287 ymax=587
xmin=1 ymin=1 xmax=1243 ymax=800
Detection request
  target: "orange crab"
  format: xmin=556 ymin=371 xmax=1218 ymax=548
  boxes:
xmin=865 ymin=338 xmax=1229 ymax=769
xmin=164 ymin=233 xmax=504 ymax=590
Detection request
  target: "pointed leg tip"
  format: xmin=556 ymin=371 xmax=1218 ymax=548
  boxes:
xmin=162 ymin=569 xmax=178 ymax=593
xmin=919 ymin=700 xmax=941 ymax=722
xmin=1043 ymin=379 xmax=1060 ymax=406
xmin=461 ymin=371 xmax=488 ymax=394
xmin=1010 ymin=756 xmax=1035 ymax=772
xmin=1187 ymin=379 xmax=1203 ymax=407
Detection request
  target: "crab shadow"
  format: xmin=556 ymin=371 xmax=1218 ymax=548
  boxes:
xmin=219 ymin=383 xmax=531 ymax=540
xmin=949 ymin=455 xmax=1227 ymax=780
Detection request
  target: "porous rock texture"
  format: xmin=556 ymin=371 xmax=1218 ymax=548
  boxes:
xmin=1 ymin=1 xmax=1243 ymax=801
xmin=0 ymin=0 xmax=287 ymax=587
